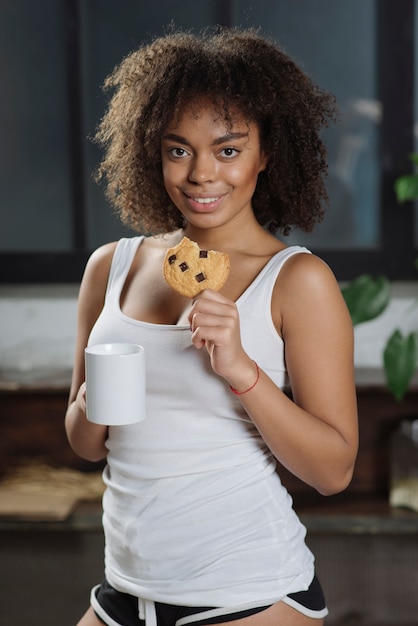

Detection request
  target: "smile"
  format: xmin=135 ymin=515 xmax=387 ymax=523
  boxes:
xmin=183 ymin=193 xmax=226 ymax=212
xmin=191 ymin=196 xmax=221 ymax=204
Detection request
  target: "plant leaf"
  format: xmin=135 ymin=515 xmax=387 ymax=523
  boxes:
xmin=408 ymin=153 xmax=418 ymax=166
xmin=341 ymin=275 xmax=391 ymax=326
xmin=394 ymin=174 xmax=418 ymax=203
xmin=383 ymin=330 xmax=417 ymax=402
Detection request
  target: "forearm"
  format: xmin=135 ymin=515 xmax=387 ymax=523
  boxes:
xmin=234 ymin=367 xmax=357 ymax=495
xmin=65 ymin=399 xmax=108 ymax=463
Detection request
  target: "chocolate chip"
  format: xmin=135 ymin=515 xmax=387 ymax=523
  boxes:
xmin=199 ymin=250 xmax=208 ymax=258
xmin=168 ymin=254 xmax=177 ymax=265
xmin=179 ymin=262 xmax=189 ymax=272
xmin=195 ymin=272 xmax=206 ymax=283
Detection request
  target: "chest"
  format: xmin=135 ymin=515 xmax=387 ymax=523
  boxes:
xmin=119 ymin=249 xmax=274 ymax=326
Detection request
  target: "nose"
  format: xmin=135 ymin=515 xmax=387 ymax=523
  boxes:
xmin=188 ymin=154 xmax=215 ymax=183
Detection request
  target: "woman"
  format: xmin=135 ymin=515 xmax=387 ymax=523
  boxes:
xmin=66 ymin=28 xmax=358 ymax=626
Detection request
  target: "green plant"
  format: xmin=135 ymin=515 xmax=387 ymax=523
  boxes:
xmin=341 ymin=154 xmax=418 ymax=402
xmin=394 ymin=153 xmax=418 ymax=203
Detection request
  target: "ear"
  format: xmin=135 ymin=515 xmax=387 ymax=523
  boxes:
xmin=258 ymin=150 xmax=269 ymax=173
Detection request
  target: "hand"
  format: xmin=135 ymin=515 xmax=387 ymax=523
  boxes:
xmin=188 ymin=289 xmax=254 ymax=386
xmin=65 ymin=380 xmax=108 ymax=462
xmin=75 ymin=381 xmax=87 ymax=416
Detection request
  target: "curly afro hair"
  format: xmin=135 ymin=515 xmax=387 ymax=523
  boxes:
xmin=94 ymin=27 xmax=337 ymax=236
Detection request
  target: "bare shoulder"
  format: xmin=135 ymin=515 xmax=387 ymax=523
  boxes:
xmin=277 ymin=250 xmax=342 ymax=300
xmin=78 ymin=242 xmax=119 ymax=314
xmin=85 ymin=241 xmax=119 ymax=274
xmin=272 ymin=251 xmax=351 ymax=334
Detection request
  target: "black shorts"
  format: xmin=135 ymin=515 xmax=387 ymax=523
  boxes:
xmin=90 ymin=575 xmax=328 ymax=626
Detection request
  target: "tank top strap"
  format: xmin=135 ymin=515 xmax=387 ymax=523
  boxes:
xmin=237 ymin=245 xmax=311 ymax=307
xmin=105 ymin=236 xmax=145 ymax=300
xmin=263 ymin=245 xmax=311 ymax=277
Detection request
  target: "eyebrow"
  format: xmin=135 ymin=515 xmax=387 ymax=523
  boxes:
xmin=162 ymin=132 xmax=249 ymax=146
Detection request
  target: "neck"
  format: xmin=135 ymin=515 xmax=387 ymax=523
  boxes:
xmin=183 ymin=214 xmax=265 ymax=253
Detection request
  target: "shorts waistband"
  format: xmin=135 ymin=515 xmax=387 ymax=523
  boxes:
xmin=91 ymin=575 xmax=328 ymax=626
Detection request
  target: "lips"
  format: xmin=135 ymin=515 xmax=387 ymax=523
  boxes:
xmin=184 ymin=192 xmax=226 ymax=211
xmin=191 ymin=196 xmax=221 ymax=204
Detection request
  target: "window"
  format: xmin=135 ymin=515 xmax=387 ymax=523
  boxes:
xmin=0 ymin=0 xmax=73 ymax=252
xmin=0 ymin=0 xmax=416 ymax=282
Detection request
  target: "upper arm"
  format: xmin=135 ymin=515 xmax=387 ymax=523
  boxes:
xmin=273 ymin=253 xmax=358 ymax=447
xmin=67 ymin=242 xmax=118 ymax=407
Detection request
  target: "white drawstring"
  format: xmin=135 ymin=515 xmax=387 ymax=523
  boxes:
xmin=138 ymin=597 xmax=157 ymax=626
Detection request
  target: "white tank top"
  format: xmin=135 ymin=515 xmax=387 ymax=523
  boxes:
xmin=88 ymin=236 xmax=315 ymax=609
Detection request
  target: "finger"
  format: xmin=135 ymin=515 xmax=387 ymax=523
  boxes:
xmin=190 ymin=321 xmax=236 ymax=351
xmin=189 ymin=289 xmax=233 ymax=314
xmin=190 ymin=310 xmax=235 ymax=334
xmin=189 ymin=296 xmax=237 ymax=327
xmin=193 ymin=288 xmax=229 ymax=303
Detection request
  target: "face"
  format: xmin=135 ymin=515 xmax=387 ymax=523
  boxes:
xmin=161 ymin=104 xmax=268 ymax=231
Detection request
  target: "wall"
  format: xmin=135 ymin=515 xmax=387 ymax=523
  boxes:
xmin=0 ymin=283 xmax=416 ymax=380
xmin=0 ymin=285 xmax=78 ymax=380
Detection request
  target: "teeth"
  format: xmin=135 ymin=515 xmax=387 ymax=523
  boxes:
xmin=192 ymin=197 xmax=219 ymax=204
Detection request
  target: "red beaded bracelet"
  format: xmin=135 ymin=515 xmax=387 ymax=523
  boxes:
xmin=230 ymin=361 xmax=260 ymax=395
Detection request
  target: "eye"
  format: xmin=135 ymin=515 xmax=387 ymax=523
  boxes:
xmin=169 ymin=147 xmax=189 ymax=159
xmin=220 ymin=147 xmax=239 ymax=158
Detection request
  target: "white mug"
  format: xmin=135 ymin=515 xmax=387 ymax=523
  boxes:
xmin=85 ymin=343 xmax=146 ymax=425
